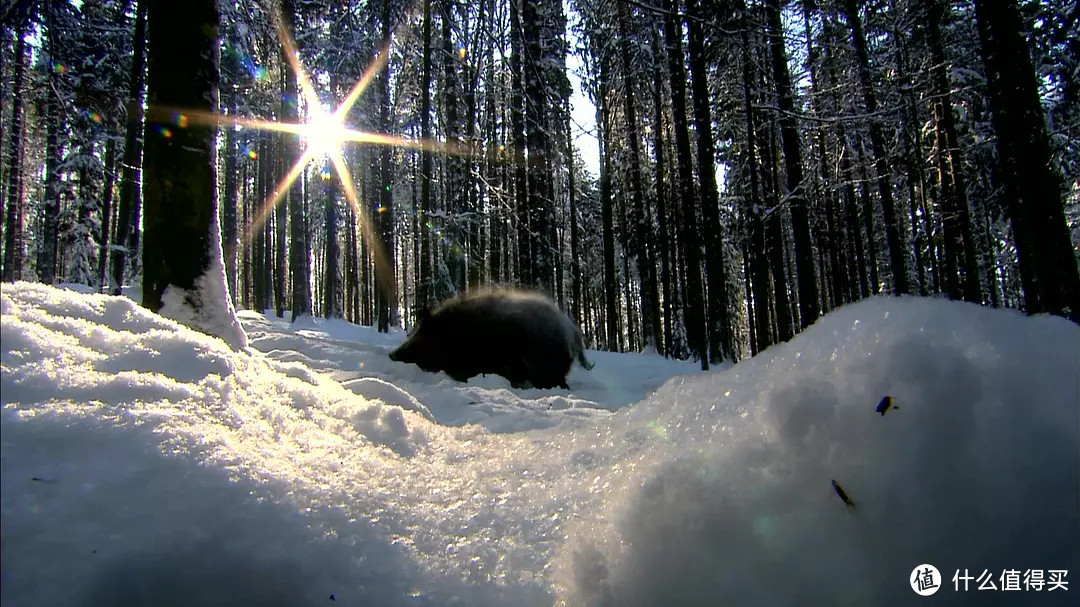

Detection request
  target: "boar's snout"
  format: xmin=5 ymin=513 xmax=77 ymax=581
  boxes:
xmin=388 ymin=345 xmax=407 ymax=362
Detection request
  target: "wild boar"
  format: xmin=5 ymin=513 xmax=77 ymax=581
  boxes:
xmin=388 ymin=287 xmax=595 ymax=389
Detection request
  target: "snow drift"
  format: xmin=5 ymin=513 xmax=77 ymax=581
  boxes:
xmin=2 ymin=281 xmax=1077 ymax=606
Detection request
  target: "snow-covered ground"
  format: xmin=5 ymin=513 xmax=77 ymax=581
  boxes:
xmin=2 ymin=281 xmax=1077 ymax=606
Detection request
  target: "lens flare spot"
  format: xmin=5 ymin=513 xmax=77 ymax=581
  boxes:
xmin=52 ymin=63 xmax=67 ymax=75
xmin=303 ymin=105 xmax=344 ymax=160
xmin=176 ymin=113 xmax=189 ymax=128
xmin=157 ymin=126 xmax=172 ymax=139
xmin=458 ymin=48 xmax=467 ymax=60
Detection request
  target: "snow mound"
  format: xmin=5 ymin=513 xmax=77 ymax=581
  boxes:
xmin=556 ymin=297 xmax=1079 ymax=606
xmin=3 ymin=283 xmax=1077 ymax=606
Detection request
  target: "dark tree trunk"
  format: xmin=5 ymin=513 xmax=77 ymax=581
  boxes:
xmin=739 ymin=8 xmax=774 ymax=353
xmin=761 ymin=113 xmax=794 ymax=342
xmin=616 ymin=0 xmax=661 ymax=352
xmin=441 ymin=0 xmax=464 ymax=293
xmin=142 ymin=0 xmax=243 ymax=348
xmin=509 ymin=0 xmax=530 ymax=285
xmin=97 ymin=140 xmax=118 ymax=291
xmin=802 ymin=0 xmax=849 ymax=308
xmin=323 ymin=175 xmax=340 ymax=318
xmin=841 ymin=0 xmax=909 ymax=295
xmin=418 ymin=0 xmax=433 ymax=310
xmin=39 ymin=10 xmax=63 ymax=284
xmin=376 ymin=0 xmax=394 ymax=331
xmin=347 ymin=206 xmax=360 ymax=322
xmin=687 ymin=0 xmax=733 ymax=360
xmin=2 ymin=22 xmax=26 ymax=283
xmin=974 ymin=0 xmax=1080 ymax=321
xmin=597 ymin=53 xmax=620 ymax=351
xmin=282 ymin=0 xmax=310 ymax=322
xmin=766 ymin=0 xmax=819 ymax=328
xmin=663 ymin=0 xmax=707 ymax=369
xmin=274 ymin=134 xmax=287 ymax=318
xmin=522 ymin=0 xmax=556 ymax=294
xmin=111 ymin=0 xmax=146 ymax=295
xmin=650 ymin=28 xmax=673 ymax=356
xmin=926 ymin=0 xmax=983 ymax=304
xmin=566 ymin=98 xmax=582 ymax=324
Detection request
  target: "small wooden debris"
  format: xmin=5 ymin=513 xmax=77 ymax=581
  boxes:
xmin=832 ymin=479 xmax=856 ymax=508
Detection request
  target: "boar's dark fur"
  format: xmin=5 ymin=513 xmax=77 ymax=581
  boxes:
xmin=389 ymin=287 xmax=595 ymax=389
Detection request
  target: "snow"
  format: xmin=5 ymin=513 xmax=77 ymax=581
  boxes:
xmin=2 ymin=281 xmax=1078 ymax=606
xmin=158 ymin=204 xmax=248 ymax=352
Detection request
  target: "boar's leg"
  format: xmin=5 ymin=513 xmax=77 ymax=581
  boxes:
xmin=502 ymin=358 xmax=531 ymax=388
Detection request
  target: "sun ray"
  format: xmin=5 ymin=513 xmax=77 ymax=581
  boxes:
xmin=146 ymin=0 xmax=478 ymax=308
xmin=275 ymin=19 xmax=322 ymax=112
xmin=241 ymin=148 xmax=315 ymax=244
xmin=329 ymin=150 xmax=395 ymax=291
xmin=334 ymin=38 xmax=394 ymax=122
xmin=147 ymin=107 xmax=308 ymax=136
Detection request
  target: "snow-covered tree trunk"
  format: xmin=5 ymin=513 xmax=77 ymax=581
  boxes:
xmin=142 ymin=0 xmax=246 ymax=350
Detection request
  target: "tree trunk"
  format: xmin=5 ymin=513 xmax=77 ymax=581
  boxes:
xmin=663 ymin=0 xmax=707 ymax=368
xmin=111 ymin=0 xmax=146 ymax=295
xmin=97 ymin=140 xmax=118 ymax=291
xmin=282 ymin=0 xmax=310 ymax=322
xmin=597 ymin=53 xmax=620 ymax=351
xmin=418 ymin=0 xmax=434 ymax=310
xmin=926 ymin=0 xmax=983 ymax=304
xmin=739 ymin=8 xmax=774 ymax=353
xmin=616 ymin=0 xmax=661 ymax=352
xmin=766 ymin=0 xmax=819 ymax=328
xmin=376 ymin=0 xmax=395 ymax=331
xmin=510 ymin=0 xmax=530 ymax=285
xmin=650 ymin=28 xmax=673 ymax=356
xmin=222 ymin=121 xmax=239 ymax=304
xmin=2 ymin=22 xmax=26 ymax=283
xmin=841 ymin=0 xmax=909 ymax=295
xmin=974 ymin=0 xmax=1080 ymax=321
xmin=39 ymin=10 xmax=63 ymax=284
xmin=142 ymin=0 xmax=245 ymax=348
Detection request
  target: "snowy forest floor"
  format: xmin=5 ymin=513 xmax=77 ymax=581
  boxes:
xmin=2 ymin=281 xmax=1078 ymax=606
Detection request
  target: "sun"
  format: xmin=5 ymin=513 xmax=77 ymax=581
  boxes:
xmin=302 ymin=104 xmax=345 ymax=161
xmin=145 ymin=6 xmax=478 ymax=302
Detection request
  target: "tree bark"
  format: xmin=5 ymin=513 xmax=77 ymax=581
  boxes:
xmin=142 ymin=0 xmax=245 ymax=348
xmin=111 ymin=0 xmax=146 ymax=295
xmin=974 ymin=0 xmax=1080 ymax=321
xmin=617 ymin=0 xmax=661 ymax=352
xmin=766 ymin=0 xmax=819 ymax=328
xmin=663 ymin=0 xmax=707 ymax=368
xmin=926 ymin=0 xmax=983 ymax=304
xmin=1 ymin=21 xmax=26 ymax=283
xmin=841 ymin=0 xmax=909 ymax=295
